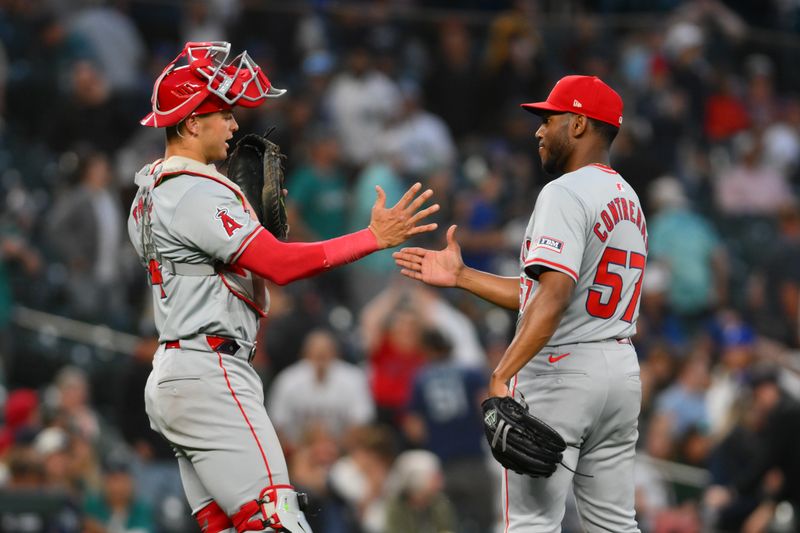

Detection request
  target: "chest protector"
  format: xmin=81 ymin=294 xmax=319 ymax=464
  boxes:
xmin=133 ymin=160 xmax=268 ymax=317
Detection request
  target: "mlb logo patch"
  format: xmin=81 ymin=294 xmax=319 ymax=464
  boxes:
xmin=536 ymin=236 xmax=564 ymax=253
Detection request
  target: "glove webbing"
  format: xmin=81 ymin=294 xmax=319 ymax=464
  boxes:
xmin=491 ymin=419 xmax=513 ymax=452
xmin=487 ymin=423 xmax=593 ymax=478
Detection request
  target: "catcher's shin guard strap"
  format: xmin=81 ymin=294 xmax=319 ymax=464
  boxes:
xmin=195 ymin=501 xmax=234 ymax=533
xmin=232 ymin=485 xmax=312 ymax=532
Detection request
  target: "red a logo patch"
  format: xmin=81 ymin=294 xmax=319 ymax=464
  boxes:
xmin=216 ymin=207 xmax=243 ymax=237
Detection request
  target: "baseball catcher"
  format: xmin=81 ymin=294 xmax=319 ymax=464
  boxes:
xmin=482 ymin=396 xmax=566 ymax=478
xmin=129 ymin=41 xmax=440 ymax=533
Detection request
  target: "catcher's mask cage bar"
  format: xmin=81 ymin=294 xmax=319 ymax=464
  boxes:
xmin=187 ymin=41 xmax=286 ymax=104
xmin=149 ymin=41 xmax=285 ymax=122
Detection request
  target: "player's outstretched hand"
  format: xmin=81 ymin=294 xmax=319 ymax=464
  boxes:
xmin=369 ymin=183 xmax=439 ymax=248
xmin=393 ymin=224 xmax=463 ymax=287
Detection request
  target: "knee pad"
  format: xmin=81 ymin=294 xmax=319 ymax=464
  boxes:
xmin=232 ymin=484 xmax=312 ymax=532
xmin=195 ymin=501 xmax=234 ymax=533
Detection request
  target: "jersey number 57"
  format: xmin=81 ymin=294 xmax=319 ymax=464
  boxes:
xmin=586 ymin=247 xmax=645 ymax=323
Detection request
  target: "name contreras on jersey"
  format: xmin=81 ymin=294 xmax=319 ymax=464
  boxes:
xmin=592 ymin=195 xmax=648 ymax=250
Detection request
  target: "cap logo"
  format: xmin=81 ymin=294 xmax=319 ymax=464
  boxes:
xmin=618 ymin=116 xmax=623 ymax=125
xmin=171 ymin=81 xmax=202 ymax=97
xmin=573 ymin=99 xmax=583 ymax=108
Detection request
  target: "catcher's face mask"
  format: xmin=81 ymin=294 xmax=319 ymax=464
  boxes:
xmin=141 ymin=41 xmax=286 ymax=128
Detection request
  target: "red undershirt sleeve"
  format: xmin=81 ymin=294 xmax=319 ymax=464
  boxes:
xmin=234 ymin=227 xmax=379 ymax=285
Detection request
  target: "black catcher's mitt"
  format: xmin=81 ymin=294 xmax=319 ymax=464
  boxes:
xmin=227 ymin=133 xmax=289 ymax=240
xmin=482 ymin=396 xmax=567 ymax=478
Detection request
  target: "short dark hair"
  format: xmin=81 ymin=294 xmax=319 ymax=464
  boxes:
xmin=165 ymin=124 xmax=180 ymax=142
xmin=587 ymin=117 xmax=619 ymax=147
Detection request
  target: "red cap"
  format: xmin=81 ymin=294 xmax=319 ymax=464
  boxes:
xmin=521 ymin=75 xmax=623 ymax=127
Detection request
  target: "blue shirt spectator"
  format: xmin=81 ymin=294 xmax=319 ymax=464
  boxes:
xmin=408 ymin=361 xmax=487 ymax=462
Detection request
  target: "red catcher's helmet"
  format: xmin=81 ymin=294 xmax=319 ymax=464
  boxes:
xmin=141 ymin=41 xmax=285 ymax=128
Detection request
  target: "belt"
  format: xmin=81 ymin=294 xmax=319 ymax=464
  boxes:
xmin=164 ymin=335 xmax=256 ymax=363
xmin=545 ymin=337 xmax=633 ymax=349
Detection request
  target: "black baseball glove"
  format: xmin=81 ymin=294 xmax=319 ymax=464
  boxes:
xmin=482 ymin=396 xmax=567 ymax=478
xmin=227 ymin=133 xmax=289 ymax=240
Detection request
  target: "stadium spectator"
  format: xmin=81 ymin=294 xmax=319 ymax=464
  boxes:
xmin=346 ymin=152 xmax=407 ymax=309
xmin=46 ymin=152 xmax=131 ymax=327
xmin=403 ymin=328 xmax=492 ymax=533
xmin=384 ymin=450 xmax=457 ymax=533
xmin=648 ymin=176 xmax=728 ymax=325
xmin=648 ymin=355 xmax=711 ymax=461
xmin=287 ymin=424 xmax=348 ymax=533
xmin=285 ymin=127 xmax=351 ymax=302
xmin=750 ymin=203 xmax=800 ymax=347
xmin=326 ymin=46 xmax=401 ymax=168
xmin=706 ymin=317 xmax=757 ymax=437
xmin=328 ymin=425 xmax=397 ymax=533
xmin=0 ymin=388 xmax=41 ymax=456
xmin=268 ymin=329 xmax=375 ymax=449
xmin=47 ymin=61 xmax=137 ymax=153
xmin=362 ymin=304 xmax=426 ymax=427
xmin=83 ymin=459 xmax=153 ymax=533
xmin=49 ymin=366 xmax=100 ymax=442
xmin=714 ymin=130 xmax=795 ymax=216
xmin=423 ymin=19 xmax=481 ymax=140
xmin=69 ymin=5 xmax=146 ymax=95
xmin=378 ymin=80 xmax=456 ymax=179
xmin=286 ymin=128 xmax=349 ymax=242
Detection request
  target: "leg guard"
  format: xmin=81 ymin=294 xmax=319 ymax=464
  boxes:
xmin=195 ymin=501 xmax=235 ymax=533
xmin=232 ymin=484 xmax=313 ymax=533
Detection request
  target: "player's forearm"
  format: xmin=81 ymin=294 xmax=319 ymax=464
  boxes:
xmin=236 ymin=227 xmax=378 ymax=285
xmin=457 ymin=267 xmax=520 ymax=310
xmin=491 ymin=274 xmax=573 ymax=384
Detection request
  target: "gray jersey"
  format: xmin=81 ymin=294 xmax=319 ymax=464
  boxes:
xmin=519 ymin=164 xmax=648 ymax=345
xmin=128 ymin=156 xmax=266 ymax=343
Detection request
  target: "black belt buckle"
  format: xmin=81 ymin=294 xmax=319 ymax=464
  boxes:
xmin=216 ymin=338 xmax=241 ymax=356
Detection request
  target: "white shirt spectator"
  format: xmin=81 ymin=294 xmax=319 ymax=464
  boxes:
xmin=69 ymin=7 xmax=145 ymax=93
xmin=715 ymin=162 xmax=794 ymax=215
xmin=763 ymin=122 xmax=800 ymax=174
xmin=715 ymin=132 xmax=795 ymax=215
xmin=326 ymin=71 xmax=401 ymax=166
xmin=268 ymin=330 xmax=375 ymax=445
xmin=428 ymin=296 xmax=486 ymax=369
xmin=379 ymin=110 xmax=456 ymax=176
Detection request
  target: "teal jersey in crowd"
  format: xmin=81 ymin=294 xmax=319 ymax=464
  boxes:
xmin=288 ymin=165 xmax=349 ymax=240
xmin=83 ymin=493 xmax=153 ymax=532
xmin=649 ymin=208 xmax=721 ymax=314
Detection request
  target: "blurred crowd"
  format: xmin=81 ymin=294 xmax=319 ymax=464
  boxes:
xmin=1 ymin=0 xmax=800 ymax=531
